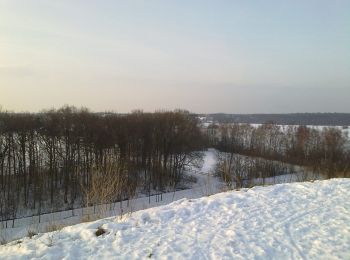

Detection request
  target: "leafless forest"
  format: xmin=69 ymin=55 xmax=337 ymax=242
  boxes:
xmin=214 ymin=123 xmax=350 ymax=188
xmin=0 ymin=106 xmax=203 ymax=224
xmin=0 ymin=106 xmax=349 ymax=224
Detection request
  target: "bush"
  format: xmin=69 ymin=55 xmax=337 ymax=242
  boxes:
xmin=45 ymin=223 xmax=63 ymax=233
xmin=95 ymin=226 xmax=106 ymax=237
xmin=27 ymin=230 xmax=37 ymax=239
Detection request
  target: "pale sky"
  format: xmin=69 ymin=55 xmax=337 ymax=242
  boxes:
xmin=1 ymin=0 xmax=350 ymax=113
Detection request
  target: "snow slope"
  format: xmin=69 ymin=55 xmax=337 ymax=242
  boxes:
xmin=1 ymin=179 xmax=350 ymax=260
xmin=0 ymin=149 xmax=222 ymax=243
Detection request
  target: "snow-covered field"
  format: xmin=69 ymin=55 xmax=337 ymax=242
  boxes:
xmin=0 ymin=149 xmax=330 ymax=244
xmin=1 ymin=179 xmax=349 ymax=259
xmin=0 ymin=149 xmax=223 ymax=243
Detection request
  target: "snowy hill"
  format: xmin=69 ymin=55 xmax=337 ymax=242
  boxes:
xmin=1 ymin=179 xmax=350 ymax=260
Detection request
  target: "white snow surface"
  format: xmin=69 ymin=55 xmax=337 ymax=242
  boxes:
xmin=0 ymin=149 xmax=222 ymax=243
xmin=1 ymin=179 xmax=350 ymax=260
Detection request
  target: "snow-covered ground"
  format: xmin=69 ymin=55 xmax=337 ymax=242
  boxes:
xmin=0 ymin=149 xmax=330 ymax=244
xmin=1 ymin=179 xmax=349 ymax=259
xmin=0 ymin=149 xmax=223 ymax=243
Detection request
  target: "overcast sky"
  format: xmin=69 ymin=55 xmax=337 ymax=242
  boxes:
xmin=1 ymin=0 xmax=349 ymax=113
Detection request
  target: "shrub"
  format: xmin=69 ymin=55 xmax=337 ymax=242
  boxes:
xmin=45 ymin=223 xmax=63 ymax=233
xmin=27 ymin=230 xmax=37 ymax=239
xmin=95 ymin=226 xmax=106 ymax=237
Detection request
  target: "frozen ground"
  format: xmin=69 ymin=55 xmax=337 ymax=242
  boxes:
xmin=1 ymin=179 xmax=349 ymax=259
xmin=0 ymin=149 xmax=329 ymax=244
xmin=0 ymin=149 xmax=223 ymax=243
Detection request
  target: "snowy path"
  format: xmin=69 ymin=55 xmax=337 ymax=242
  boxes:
xmin=1 ymin=179 xmax=350 ymax=259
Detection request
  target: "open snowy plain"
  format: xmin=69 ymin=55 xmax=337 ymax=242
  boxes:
xmin=1 ymin=178 xmax=349 ymax=259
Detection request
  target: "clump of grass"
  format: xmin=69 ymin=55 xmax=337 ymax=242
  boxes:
xmin=45 ymin=223 xmax=63 ymax=233
xmin=81 ymin=214 xmax=99 ymax=223
xmin=27 ymin=230 xmax=37 ymax=239
xmin=0 ymin=231 xmax=8 ymax=245
xmin=46 ymin=233 xmax=54 ymax=247
xmin=95 ymin=226 xmax=107 ymax=237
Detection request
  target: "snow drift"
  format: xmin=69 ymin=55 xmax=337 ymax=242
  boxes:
xmin=1 ymin=179 xmax=350 ymax=260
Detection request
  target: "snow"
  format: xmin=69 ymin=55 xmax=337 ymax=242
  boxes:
xmin=200 ymin=148 xmax=217 ymax=175
xmin=1 ymin=179 xmax=350 ymax=260
xmin=0 ymin=149 xmax=222 ymax=243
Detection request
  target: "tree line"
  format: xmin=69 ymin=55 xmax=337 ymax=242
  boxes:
xmin=208 ymin=113 xmax=350 ymax=126
xmin=0 ymin=106 xmax=204 ymax=223
xmin=214 ymin=124 xmax=350 ymax=187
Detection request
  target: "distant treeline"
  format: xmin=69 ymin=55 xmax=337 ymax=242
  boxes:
xmin=0 ymin=106 xmax=203 ymax=223
xmin=214 ymin=124 xmax=350 ymax=186
xmin=206 ymin=113 xmax=350 ymax=126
